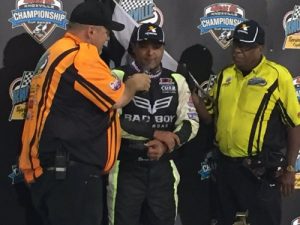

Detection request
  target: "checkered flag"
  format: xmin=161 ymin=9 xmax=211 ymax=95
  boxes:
xmin=20 ymin=71 xmax=34 ymax=88
xmin=108 ymin=0 xmax=177 ymax=70
xmin=198 ymin=74 xmax=217 ymax=94
xmin=119 ymin=0 xmax=152 ymax=12
xmin=292 ymin=5 xmax=300 ymax=20
xmin=207 ymin=74 xmax=217 ymax=91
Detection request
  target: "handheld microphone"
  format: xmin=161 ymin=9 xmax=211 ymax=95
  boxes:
xmin=141 ymin=67 xmax=150 ymax=93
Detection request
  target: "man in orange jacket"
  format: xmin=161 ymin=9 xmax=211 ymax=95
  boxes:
xmin=19 ymin=1 xmax=150 ymax=225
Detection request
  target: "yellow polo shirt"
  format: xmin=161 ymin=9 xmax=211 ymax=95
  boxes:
xmin=212 ymin=56 xmax=300 ymax=157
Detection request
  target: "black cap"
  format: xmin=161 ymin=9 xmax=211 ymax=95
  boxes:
xmin=70 ymin=1 xmax=124 ymax=31
xmin=233 ymin=20 xmax=265 ymax=45
xmin=179 ymin=44 xmax=213 ymax=83
xmin=131 ymin=23 xmax=165 ymax=43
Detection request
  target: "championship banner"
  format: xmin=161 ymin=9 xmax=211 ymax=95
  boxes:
xmin=8 ymin=0 xmax=68 ymax=43
xmin=283 ymin=5 xmax=300 ymax=49
xmin=198 ymin=3 xmax=246 ymax=49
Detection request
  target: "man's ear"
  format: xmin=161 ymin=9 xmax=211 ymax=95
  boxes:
xmin=87 ymin=25 xmax=95 ymax=38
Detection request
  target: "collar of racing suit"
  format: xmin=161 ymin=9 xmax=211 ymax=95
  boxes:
xmin=131 ymin=61 xmax=162 ymax=79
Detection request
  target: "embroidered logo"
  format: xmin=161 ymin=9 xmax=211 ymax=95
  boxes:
xmin=247 ymin=77 xmax=267 ymax=86
xmin=133 ymin=96 xmax=172 ymax=114
xmin=110 ymin=78 xmax=122 ymax=91
xmin=159 ymin=78 xmax=176 ymax=93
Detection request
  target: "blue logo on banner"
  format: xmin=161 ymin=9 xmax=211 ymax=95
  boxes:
xmin=197 ymin=3 xmax=246 ymax=49
xmin=9 ymin=8 xmax=67 ymax=29
xmin=8 ymin=0 xmax=68 ymax=43
xmin=199 ymin=15 xmax=244 ymax=34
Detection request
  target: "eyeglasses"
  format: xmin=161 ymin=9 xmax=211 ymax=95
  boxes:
xmin=232 ymin=41 xmax=259 ymax=52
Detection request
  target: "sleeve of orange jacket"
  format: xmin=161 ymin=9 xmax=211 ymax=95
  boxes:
xmin=73 ymin=43 xmax=125 ymax=112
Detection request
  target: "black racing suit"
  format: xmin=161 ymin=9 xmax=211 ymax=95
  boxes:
xmin=107 ymin=61 xmax=199 ymax=225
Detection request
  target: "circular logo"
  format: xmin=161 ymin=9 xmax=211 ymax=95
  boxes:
xmin=141 ymin=5 xmax=164 ymax=27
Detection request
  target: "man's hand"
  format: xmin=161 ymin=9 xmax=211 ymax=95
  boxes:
xmin=279 ymin=170 xmax=296 ymax=196
xmin=145 ymin=139 xmax=168 ymax=160
xmin=153 ymin=130 xmax=180 ymax=152
xmin=113 ymin=73 xmax=150 ymax=109
xmin=128 ymin=73 xmax=151 ymax=92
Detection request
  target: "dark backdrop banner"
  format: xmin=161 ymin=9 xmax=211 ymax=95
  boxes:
xmin=1 ymin=0 xmax=299 ymax=225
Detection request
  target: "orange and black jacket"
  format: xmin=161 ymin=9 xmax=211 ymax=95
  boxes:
xmin=19 ymin=33 xmax=125 ymax=183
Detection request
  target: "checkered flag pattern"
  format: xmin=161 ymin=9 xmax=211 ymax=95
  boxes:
xmin=119 ymin=0 xmax=153 ymax=12
xmin=20 ymin=71 xmax=34 ymax=88
xmin=201 ymin=74 xmax=217 ymax=91
xmin=292 ymin=5 xmax=300 ymax=20
xmin=206 ymin=74 xmax=217 ymax=91
xmin=197 ymin=74 xmax=217 ymax=97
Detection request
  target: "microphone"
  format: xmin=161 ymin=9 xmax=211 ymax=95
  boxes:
xmin=142 ymin=66 xmax=150 ymax=75
xmin=140 ymin=67 xmax=150 ymax=93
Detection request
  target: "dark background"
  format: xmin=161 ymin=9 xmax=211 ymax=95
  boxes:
xmin=1 ymin=0 xmax=299 ymax=224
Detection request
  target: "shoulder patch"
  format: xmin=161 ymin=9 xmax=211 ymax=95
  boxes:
xmin=109 ymin=78 xmax=122 ymax=91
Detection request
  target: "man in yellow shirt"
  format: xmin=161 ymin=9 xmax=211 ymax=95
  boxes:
xmin=211 ymin=20 xmax=300 ymax=225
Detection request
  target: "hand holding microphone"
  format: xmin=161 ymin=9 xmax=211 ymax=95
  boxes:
xmin=128 ymin=73 xmax=151 ymax=92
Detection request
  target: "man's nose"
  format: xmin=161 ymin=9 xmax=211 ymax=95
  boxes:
xmin=146 ymin=47 xmax=156 ymax=55
xmin=232 ymin=46 xmax=243 ymax=54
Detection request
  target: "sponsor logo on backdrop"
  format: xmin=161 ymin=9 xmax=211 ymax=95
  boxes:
xmin=7 ymin=70 xmax=34 ymax=184
xmin=198 ymin=3 xmax=246 ymax=49
xmin=283 ymin=5 xmax=300 ymax=49
xmin=9 ymin=71 xmax=34 ymax=121
xmin=119 ymin=0 xmax=164 ymax=26
xmin=8 ymin=165 xmax=24 ymax=184
xmin=198 ymin=152 xmax=213 ymax=180
xmin=9 ymin=0 xmax=68 ymax=43
xmin=291 ymin=217 xmax=300 ymax=225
